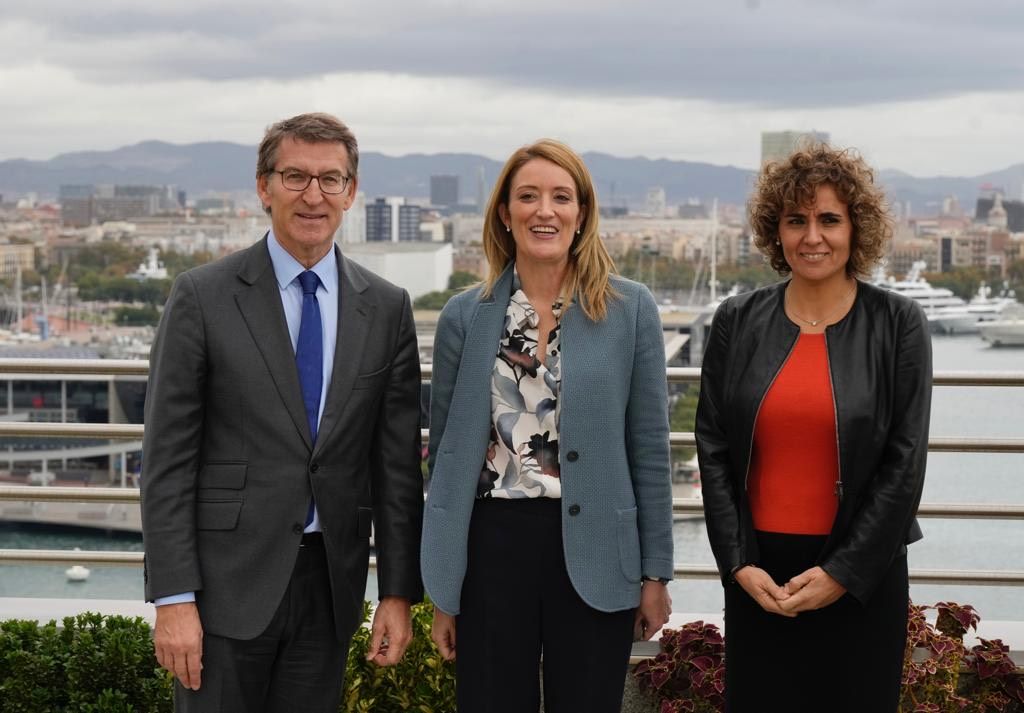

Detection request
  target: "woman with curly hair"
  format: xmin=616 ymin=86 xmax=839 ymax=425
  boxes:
xmin=696 ymin=144 xmax=932 ymax=711
xmin=421 ymin=139 xmax=674 ymax=712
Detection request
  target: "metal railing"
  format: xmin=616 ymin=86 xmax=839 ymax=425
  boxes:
xmin=1 ymin=359 xmax=1022 ymax=589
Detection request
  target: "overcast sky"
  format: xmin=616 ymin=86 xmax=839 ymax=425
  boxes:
xmin=2 ymin=0 xmax=1022 ymax=176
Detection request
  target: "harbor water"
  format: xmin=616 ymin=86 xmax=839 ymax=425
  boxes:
xmin=1 ymin=335 xmax=1021 ymax=620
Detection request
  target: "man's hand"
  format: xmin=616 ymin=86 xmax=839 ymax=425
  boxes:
xmin=154 ymin=602 xmax=204 ymax=690
xmin=634 ymin=580 xmax=673 ymax=640
xmin=733 ymin=565 xmax=796 ymax=618
xmin=778 ymin=566 xmax=846 ymax=614
xmin=431 ymin=608 xmax=457 ymax=661
xmin=366 ymin=596 xmax=413 ymax=666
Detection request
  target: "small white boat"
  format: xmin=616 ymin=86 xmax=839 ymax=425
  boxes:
xmin=978 ymin=304 xmax=1024 ymax=347
xmin=65 ymin=565 xmax=91 ymax=582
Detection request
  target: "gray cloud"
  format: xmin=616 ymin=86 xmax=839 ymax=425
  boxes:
xmin=4 ymin=0 xmax=1023 ymax=108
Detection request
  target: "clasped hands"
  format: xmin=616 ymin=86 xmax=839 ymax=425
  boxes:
xmin=733 ymin=565 xmax=846 ymax=617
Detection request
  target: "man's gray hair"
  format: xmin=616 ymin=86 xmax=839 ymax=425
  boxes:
xmin=256 ymin=112 xmax=359 ymax=179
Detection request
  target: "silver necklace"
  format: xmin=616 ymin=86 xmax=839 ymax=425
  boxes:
xmin=786 ymin=283 xmax=857 ymax=327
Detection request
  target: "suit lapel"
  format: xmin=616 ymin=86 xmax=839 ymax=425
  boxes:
xmin=313 ymin=248 xmax=374 ymax=457
xmin=234 ymin=236 xmax=313 ymax=450
xmin=447 ymin=265 xmax=513 ymax=433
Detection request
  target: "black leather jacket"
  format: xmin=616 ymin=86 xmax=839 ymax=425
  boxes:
xmin=695 ymin=280 xmax=932 ymax=603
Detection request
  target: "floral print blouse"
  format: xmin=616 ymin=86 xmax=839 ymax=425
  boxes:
xmin=478 ymin=270 xmax=564 ymax=499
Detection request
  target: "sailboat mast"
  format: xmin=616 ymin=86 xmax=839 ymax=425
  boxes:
xmin=710 ymin=198 xmax=718 ymax=303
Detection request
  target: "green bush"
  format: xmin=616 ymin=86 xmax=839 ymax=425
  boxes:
xmin=0 ymin=613 xmax=172 ymax=713
xmin=0 ymin=602 xmax=455 ymax=713
xmin=341 ymin=599 xmax=456 ymax=712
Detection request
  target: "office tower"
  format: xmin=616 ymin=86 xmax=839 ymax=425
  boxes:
xmin=366 ymin=197 xmax=394 ymax=242
xmin=397 ymin=204 xmax=423 ymax=242
xmin=430 ymin=175 xmax=459 ymax=207
xmin=59 ymin=185 xmax=95 ymax=227
xmin=476 ymin=165 xmax=487 ymax=212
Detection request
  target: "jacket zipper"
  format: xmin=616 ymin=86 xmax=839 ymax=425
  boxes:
xmin=823 ymin=329 xmax=843 ymax=501
xmin=743 ymin=334 xmax=799 ymax=493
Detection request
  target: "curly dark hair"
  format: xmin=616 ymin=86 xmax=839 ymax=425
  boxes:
xmin=748 ymin=144 xmax=893 ymax=278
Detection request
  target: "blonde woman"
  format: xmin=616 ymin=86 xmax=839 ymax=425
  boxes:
xmin=421 ymin=140 xmax=674 ymax=712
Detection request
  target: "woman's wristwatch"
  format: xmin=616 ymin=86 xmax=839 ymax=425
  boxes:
xmin=641 ymin=576 xmax=671 ymax=584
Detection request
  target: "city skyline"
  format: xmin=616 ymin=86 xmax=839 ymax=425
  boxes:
xmin=1 ymin=1 xmax=1023 ymax=176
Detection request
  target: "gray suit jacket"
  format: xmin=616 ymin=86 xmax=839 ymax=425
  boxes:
xmin=421 ymin=267 xmax=674 ymax=616
xmin=141 ymin=237 xmax=424 ymax=642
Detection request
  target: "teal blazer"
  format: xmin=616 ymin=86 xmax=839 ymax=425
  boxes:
xmin=421 ymin=266 xmax=674 ymax=615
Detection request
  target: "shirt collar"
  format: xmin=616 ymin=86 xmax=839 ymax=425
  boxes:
xmin=267 ymin=230 xmax=338 ymax=294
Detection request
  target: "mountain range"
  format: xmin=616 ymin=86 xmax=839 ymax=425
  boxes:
xmin=2 ymin=141 xmax=1022 ymax=214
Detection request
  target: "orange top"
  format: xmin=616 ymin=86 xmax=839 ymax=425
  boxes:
xmin=748 ymin=333 xmax=839 ymax=535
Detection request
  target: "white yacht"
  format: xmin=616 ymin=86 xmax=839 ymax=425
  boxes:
xmin=967 ymin=282 xmax=1020 ymax=322
xmin=875 ymin=262 xmax=978 ymax=334
xmin=978 ymin=303 xmax=1024 ymax=347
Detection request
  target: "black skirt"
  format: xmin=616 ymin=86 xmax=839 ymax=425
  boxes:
xmin=724 ymin=530 xmax=908 ymax=713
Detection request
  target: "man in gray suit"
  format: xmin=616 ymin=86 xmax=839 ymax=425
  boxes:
xmin=141 ymin=112 xmax=424 ymax=712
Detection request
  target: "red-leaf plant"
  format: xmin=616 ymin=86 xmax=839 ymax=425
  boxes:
xmin=900 ymin=601 xmax=1023 ymax=713
xmin=634 ymin=601 xmax=1020 ymax=713
xmin=634 ymin=620 xmax=725 ymax=713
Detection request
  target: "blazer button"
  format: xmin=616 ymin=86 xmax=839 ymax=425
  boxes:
xmin=566 ymin=451 xmax=579 ymax=462
xmin=568 ymin=504 xmax=581 ymax=516
xmin=310 ymin=463 xmax=320 ymax=473
xmin=292 ymin=523 xmax=303 ymax=535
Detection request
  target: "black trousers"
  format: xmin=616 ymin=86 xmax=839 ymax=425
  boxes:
xmin=456 ymin=498 xmax=636 ymax=713
xmin=174 ymin=535 xmax=348 ymax=713
xmin=724 ymin=531 xmax=909 ymax=713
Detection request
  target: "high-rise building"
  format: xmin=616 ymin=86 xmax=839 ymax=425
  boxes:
xmin=366 ymin=197 xmax=394 ymax=242
xmin=760 ymin=130 xmax=831 ymax=165
xmin=366 ymin=197 xmax=414 ymax=242
xmin=60 ymin=185 xmax=95 ymax=227
xmin=398 ymin=204 xmax=423 ymax=242
xmin=476 ymin=165 xmax=487 ymax=212
xmin=430 ymin=175 xmax=459 ymax=207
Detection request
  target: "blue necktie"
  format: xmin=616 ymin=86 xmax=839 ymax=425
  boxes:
xmin=296 ymin=270 xmax=322 ymax=526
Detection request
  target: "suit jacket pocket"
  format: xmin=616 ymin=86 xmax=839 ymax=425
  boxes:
xmin=352 ymin=363 xmax=391 ymax=390
xmin=616 ymin=506 xmax=642 ymax=583
xmin=199 ymin=462 xmax=247 ymax=489
xmin=196 ymin=499 xmax=242 ymax=530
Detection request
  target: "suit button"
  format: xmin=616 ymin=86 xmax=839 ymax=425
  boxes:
xmin=292 ymin=523 xmax=303 ymax=535
xmin=568 ymin=504 xmax=581 ymax=516
xmin=566 ymin=451 xmax=579 ymax=462
xmin=310 ymin=463 xmax=320 ymax=473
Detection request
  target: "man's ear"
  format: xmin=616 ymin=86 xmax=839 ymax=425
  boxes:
xmin=341 ymin=175 xmax=359 ymax=211
xmin=256 ymin=173 xmax=272 ymax=212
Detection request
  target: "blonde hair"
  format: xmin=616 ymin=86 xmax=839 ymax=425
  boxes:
xmin=481 ymin=139 xmax=617 ymax=321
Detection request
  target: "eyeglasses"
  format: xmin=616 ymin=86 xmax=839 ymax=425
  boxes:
xmin=272 ymin=169 xmax=352 ymax=195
